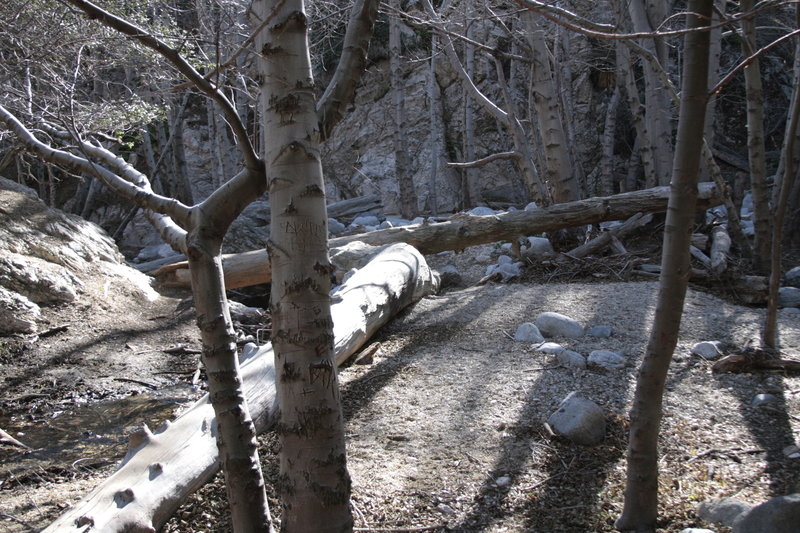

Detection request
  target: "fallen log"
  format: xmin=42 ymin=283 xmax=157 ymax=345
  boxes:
xmin=153 ymin=183 xmax=722 ymax=289
xmin=710 ymin=224 xmax=732 ymax=275
xmin=560 ymin=212 xmax=653 ymax=260
xmin=43 ymin=243 xmax=438 ymax=533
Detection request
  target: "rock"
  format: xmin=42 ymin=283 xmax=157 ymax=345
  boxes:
xmin=495 ymin=476 xmax=511 ymax=487
xmin=436 ymin=503 xmax=456 ymax=515
xmin=680 ymin=529 xmax=715 ymax=533
xmin=586 ymin=325 xmax=613 ymax=338
xmin=468 ymin=206 xmax=498 ymax=217
xmin=536 ymin=342 xmax=565 ymax=355
xmin=785 ymin=266 xmax=800 ymax=288
xmin=587 ymin=350 xmax=626 ymax=370
xmin=697 ymin=497 xmax=752 ymax=526
xmin=0 ymin=286 xmax=40 ymax=334
xmin=547 ymin=392 xmax=605 ymax=446
xmin=436 ymin=265 xmax=462 ymax=288
xmin=784 ymin=307 xmax=800 ymax=315
xmin=378 ymin=220 xmax=393 ymax=229
xmin=514 ymin=323 xmax=545 ymax=343
xmin=779 ymin=287 xmax=800 ymax=308
xmin=691 ymin=341 xmax=724 ymax=360
xmin=351 ymin=215 xmax=381 ymax=227
xmin=783 ymin=444 xmax=800 ymax=459
xmin=751 ymin=393 xmax=780 ymax=408
xmin=330 ymin=241 xmax=382 ymax=273
xmin=328 ymin=218 xmax=346 ymax=235
xmin=485 ymin=261 xmax=522 ymax=282
xmin=732 ymin=493 xmax=800 ymax=533
xmin=556 ymin=349 xmax=586 ymax=370
xmin=535 ymin=312 xmax=584 ymax=339
xmin=523 ymin=236 xmax=554 ymax=257
xmin=497 ymin=255 xmax=514 ymax=265
xmin=524 ymin=201 xmax=538 ymax=211
xmin=228 ymin=301 xmax=265 ymax=325
xmin=385 ymin=216 xmax=411 ymax=227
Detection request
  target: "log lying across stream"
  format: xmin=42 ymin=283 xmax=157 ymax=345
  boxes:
xmin=43 ymin=243 xmax=439 ymax=533
xmin=153 ymin=183 xmax=722 ymax=289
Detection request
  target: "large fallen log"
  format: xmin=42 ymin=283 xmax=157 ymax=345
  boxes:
xmin=153 ymin=183 xmax=722 ymax=289
xmin=43 ymin=243 xmax=438 ymax=533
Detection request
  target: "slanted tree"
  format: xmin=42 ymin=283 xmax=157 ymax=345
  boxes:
xmin=616 ymin=1 xmax=713 ymax=530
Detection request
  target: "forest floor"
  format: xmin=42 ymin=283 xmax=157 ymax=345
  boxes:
xmin=2 ymin=242 xmax=800 ymax=532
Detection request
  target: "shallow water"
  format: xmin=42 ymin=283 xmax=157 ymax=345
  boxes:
xmin=0 ymin=385 xmax=197 ymax=478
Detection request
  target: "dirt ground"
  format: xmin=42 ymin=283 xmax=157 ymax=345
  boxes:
xmin=2 ymin=245 xmax=800 ymax=532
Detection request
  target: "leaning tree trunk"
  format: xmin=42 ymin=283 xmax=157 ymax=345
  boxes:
xmin=741 ymin=0 xmax=772 ymax=273
xmin=253 ymin=1 xmax=353 ymax=531
xmin=616 ymin=2 xmax=713 ymax=531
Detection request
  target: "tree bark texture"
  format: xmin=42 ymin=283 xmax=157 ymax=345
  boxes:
xmin=525 ymin=13 xmax=579 ymax=203
xmin=390 ymin=0 xmax=416 ymax=219
xmin=253 ymin=1 xmax=352 ymax=530
xmin=42 ymin=244 xmax=438 ymax=533
xmin=741 ymin=0 xmax=772 ymax=273
xmin=616 ymin=2 xmax=713 ymax=530
xmin=153 ymin=184 xmax=723 ymax=290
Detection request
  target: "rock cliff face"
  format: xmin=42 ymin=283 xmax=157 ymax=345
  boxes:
xmin=0 ymin=178 xmax=157 ymax=334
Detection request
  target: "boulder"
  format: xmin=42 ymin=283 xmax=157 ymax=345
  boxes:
xmin=732 ymin=493 xmax=800 ymax=533
xmin=514 ymin=322 xmax=545 ymax=343
xmin=535 ymin=312 xmax=584 ymax=339
xmin=779 ymin=287 xmax=800 ymax=308
xmin=547 ymin=392 xmax=605 ymax=446
xmin=523 ymin=236 xmax=554 ymax=257
xmin=535 ymin=342 xmax=564 ymax=355
xmin=697 ymin=497 xmax=752 ymax=526
xmin=0 ymin=287 xmax=40 ymax=334
xmin=751 ymin=393 xmax=781 ymax=408
xmin=784 ymin=266 xmax=800 ymax=288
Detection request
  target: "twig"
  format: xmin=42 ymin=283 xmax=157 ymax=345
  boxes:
xmin=354 ymin=526 xmax=444 ymax=532
xmin=687 ymin=447 xmax=766 ymax=463
xmin=113 ymin=377 xmax=158 ymax=390
xmin=0 ymin=512 xmax=37 ymax=531
xmin=38 ymin=324 xmax=69 ymax=338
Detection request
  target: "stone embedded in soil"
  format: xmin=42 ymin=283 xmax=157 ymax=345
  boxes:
xmin=586 ymin=325 xmax=612 ymax=338
xmin=732 ymin=493 xmax=800 ymax=533
xmin=690 ymin=341 xmax=724 ymax=360
xmin=697 ymin=497 xmax=753 ymax=526
xmin=513 ymin=322 xmax=545 ymax=343
xmin=547 ymin=392 xmax=605 ymax=446
xmin=535 ymin=312 xmax=584 ymax=339
xmin=556 ymin=349 xmax=586 ymax=370
xmin=751 ymin=393 xmax=781 ymax=408
xmin=587 ymin=350 xmax=626 ymax=370
xmin=680 ymin=529 xmax=715 ymax=533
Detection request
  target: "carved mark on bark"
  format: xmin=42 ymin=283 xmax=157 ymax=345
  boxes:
xmin=282 ymin=361 xmax=302 ymax=382
xmin=261 ymin=42 xmax=282 ymax=56
xmin=309 ymin=358 xmax=334 ymax=389
xmin=300 ymin=183 xmax=324 ymax=196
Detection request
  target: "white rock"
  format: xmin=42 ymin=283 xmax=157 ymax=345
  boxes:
xmin=378 ymin=220 xmax=393 ymax=229
xmin=469 ymin=206 xmax=497 ymax=216
xmin=547 ymin=392 xmax=605 ymax=446
xmin=514 ymin=323 xmax=545 ymax=343
xmin=732 ymin=493 xmax=800 ymax=533
xmin=495 ymin=476 xmax=511 ymax=487
xmin=524 ymin=236 xmax=554 ymax=256
xmin=588 ymin=350 xmax=626 ymax=370
xmin=535 ymin=312 xmax=584 ymax=339
xmin=351 ymin=215 xmax=380 ymax=227
xmin=680 ymin=529 xmax=715 ymax=533
xmin=497 ymin=255 xmax=514 ymax=265
xmin=328 ymin=218 xmax=346 ymax=235
xmin=691 ymin=341 xmax=724 ymax=360
xmin=751 ymin=393 xmax=780 ymax=408
xmin=524 ymin=201 xmax=538 ymax=211
xmin=536 ymin=342 xmax=565 ymax=355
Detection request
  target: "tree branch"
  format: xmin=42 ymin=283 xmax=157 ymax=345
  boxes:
xmin=63 ymin=0 xmax=261 ymax=173
xmin=446 ymin=151 xmax=519 ymax=168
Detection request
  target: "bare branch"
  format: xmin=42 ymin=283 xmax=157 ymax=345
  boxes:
xmin=446 ymin=151 xmax=519 ymax=169
xmin=62 ymin=0 xmax=261 ymax=172
xmin=0 ymin=103 xmax=190 ymax=250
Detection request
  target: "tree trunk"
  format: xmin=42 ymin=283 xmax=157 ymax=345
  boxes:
xmin=628 ymin=0 xmax=673 ymax=186
xmin=186 ymin=227 xmax=273 ymax=533
xmin=153 ymin=184 xmax=723 ymax=289
xmin=253 ymin=1 xmax=352 ymax=531
xmin=741 ymin=0 xmax=772 ymax=273
xmin=390 ymin=0 xmax=416 ymax=219
xmin=601 ymin=86 xmax=621 ymax=196
xmin=43 ymin=244 xmax=437 ymax=533
xmin=463 ymin=1 xmax=481 ymax=206
xmin=524 ymin=13 xmax=578 ymax=203
xmin=763 ymin=3 xmax=800 ymax=349
xmin=616 ymin=2 xmax=712 ymax=530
